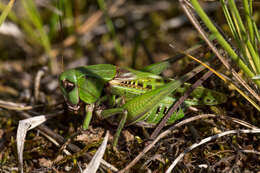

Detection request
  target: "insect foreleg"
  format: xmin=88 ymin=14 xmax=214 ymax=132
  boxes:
xmin=83 ymin=95 xmax=118 ymax=130
xmin=83 ymin=104 xmax=95 ymax=130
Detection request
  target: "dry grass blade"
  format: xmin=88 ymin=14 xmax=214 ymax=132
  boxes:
xmin=16 ymin=115 xmax=47 ymax=173
xmin=0 ymin=100 xmax=33 ymax=110
xmin=166 ymin=128 xmax=260 ymax=173
xmin=240 ymin=150 xmax=260 ymax=155
xmin=34 ymin=67 xmax=48 ymax=101
xmin=82 ymin=131 xmax=109 ymax=173
xmin=224 ymin=116 xmax=258 ymax=129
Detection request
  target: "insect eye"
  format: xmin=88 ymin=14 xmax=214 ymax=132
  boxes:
xmin=62 ymin=80 xmax=75 ymax=92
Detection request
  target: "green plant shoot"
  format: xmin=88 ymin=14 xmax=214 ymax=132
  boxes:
xmin=59 ymin=60 xmax=227 ymax=147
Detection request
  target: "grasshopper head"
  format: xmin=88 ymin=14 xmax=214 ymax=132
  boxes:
xmin=59 ymin=69 xmax=81 ymax=111
xmin=59 ymin=67 xmax=106 ymax=111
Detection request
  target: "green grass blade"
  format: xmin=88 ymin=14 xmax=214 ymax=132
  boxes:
xmin=97 ymin=0 xmax=123 ymax=60
xmin=21 ymin=0 xmax=60 ymax=74
xmin=189 ymin=0 xmax=260 ymax=87
xmin=220 ymin=0 xmax=251 ymax=70
xmin=228 ymin=0 xmax=260 ymax=74
xmin=243 ymin=0 xmax=255 ymax=48
xmin=22 ymin=0 xmax=51 ymax=53
xmin=220 ymin=0 xmax=239 ymax=42
xmin=253 ymin=22 xmax=260 ymax=45
xmin=228 ymin=0 xmax=247 ymax=40
xmin=228 ymin=0 xmax=256 ymax=72
xmin=0 ymin=0 xmax=15 ymax=26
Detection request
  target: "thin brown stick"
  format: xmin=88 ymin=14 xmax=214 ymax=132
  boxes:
xmin=150 ymin=70 xmax=213 ymax=139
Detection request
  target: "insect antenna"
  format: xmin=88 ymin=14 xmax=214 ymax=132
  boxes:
xmin=57 ymin=0 xmax=64 ymax=73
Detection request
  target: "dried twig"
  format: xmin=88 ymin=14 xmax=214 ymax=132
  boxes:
xmin=150 ymin=70 xmax=213 ymax=139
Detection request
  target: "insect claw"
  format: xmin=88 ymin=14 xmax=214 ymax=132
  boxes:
xmin=68 ymin=104 xmax=80 ymax=112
